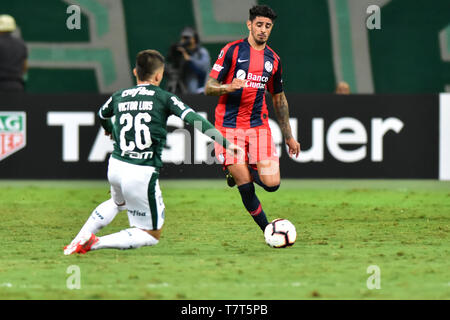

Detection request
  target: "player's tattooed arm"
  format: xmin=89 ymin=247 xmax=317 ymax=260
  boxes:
xmin=272 ymin=92 xmax=301 ymax=157
xmin=205 ymin=77 xmax=228 ymax=96
xmin=272 ymin=92 xmax=293 ymax=140
xmin=205 ymin=77 xmax=246 ymax=96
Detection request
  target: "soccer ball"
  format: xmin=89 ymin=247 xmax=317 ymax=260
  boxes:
xmin=264 ymin=219 xmax=297 ymax=248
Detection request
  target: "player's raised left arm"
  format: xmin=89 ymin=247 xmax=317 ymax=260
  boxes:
xmin=272 ymin=92 xmax=300 ymax=157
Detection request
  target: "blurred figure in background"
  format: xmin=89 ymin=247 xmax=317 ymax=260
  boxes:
xmin=335 ymin=81 xmax=351 ymax=94
xmin=0 ymin=15 xmax=27 ymax=92
xmin=165 ymin=26 xmax=210 ymax=95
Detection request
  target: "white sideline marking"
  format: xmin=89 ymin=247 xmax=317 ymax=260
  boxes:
xmin=0 ymin=283 xmax=12 ymax=287
xmin=147 ymin=282 xmax=169 ymax=288
xmin=439 ymin=93 xmax=450 ymax=180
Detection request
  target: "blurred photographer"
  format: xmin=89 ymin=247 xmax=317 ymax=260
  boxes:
xmin=165 ymin=27 xmax=210 ymax=94
xmin=0 ymin=15 xmax=27 ymax=92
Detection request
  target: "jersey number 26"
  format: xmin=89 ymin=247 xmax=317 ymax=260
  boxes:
xmin=119 ymin=112 xmax=152 ymax=151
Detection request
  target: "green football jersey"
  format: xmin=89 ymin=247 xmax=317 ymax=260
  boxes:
xmin=99 ymin=84 xmax=195 ymax=168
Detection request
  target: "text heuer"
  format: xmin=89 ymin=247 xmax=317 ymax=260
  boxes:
xmin=0 ymin=112 xmax=26 ymax=161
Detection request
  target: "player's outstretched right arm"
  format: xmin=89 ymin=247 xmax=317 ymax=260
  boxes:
xmin=183 ymin=111 xmax=242 ymax=158
xmin=167 ymin=94 xmax=243 ymax=158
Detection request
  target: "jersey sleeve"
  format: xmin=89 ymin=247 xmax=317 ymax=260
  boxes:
xmin=183 ymin=112 xmax=230 ymax=149
xmin=209 ymin=43 xmax=235 ymax=83
xmin=267 ymin=58 xmax=283 ymax=95
xmin=98 ymin=96 xmax=115 ymax=132
xmin=98 ymin=96 xmax=114 ymax=119
xmin=167 ymin=94 xmax=194 ymax=120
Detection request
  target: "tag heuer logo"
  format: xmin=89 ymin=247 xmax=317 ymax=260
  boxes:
xmin=0 ymin=112 xmax=26 ymax=161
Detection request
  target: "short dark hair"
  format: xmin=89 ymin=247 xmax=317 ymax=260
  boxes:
xmin=249 ymin=5 xmax=277 ymax=22
xmin=135 ymin=50 xmax=165 ymax=81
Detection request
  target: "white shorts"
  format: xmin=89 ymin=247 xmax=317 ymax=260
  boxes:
xmin=107 ymin=156 xmax=165 ymax=230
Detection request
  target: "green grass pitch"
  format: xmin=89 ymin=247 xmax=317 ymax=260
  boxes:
xmin=0 ymin=179 xmax=449 ymax=300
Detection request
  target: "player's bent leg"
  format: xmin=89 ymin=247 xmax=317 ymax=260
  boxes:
xmin=227 ymin=163 xmax=252 ymax=186
xmin=64 ymin=228 xmax=160 ymax=255
xmin=256 ymin=160 xmax=280 ymax=192
xmin=93 ymin=161 xmax=164 ymax=251
xmin=90 ymin=228 xmax=160 ymax=251
xmin=64 ymin=159 xmax=164 ymax=255
xmin=78 ymin=198 xmax=124 ymax=235
xmin=63 ymin=198 xmax=126 ymax=254
xmin=248 ymin=126 xmax=280 ymax=192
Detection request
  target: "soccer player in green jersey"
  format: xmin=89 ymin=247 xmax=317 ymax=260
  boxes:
xmin=64 ymin=50 xmax=241 ymax=255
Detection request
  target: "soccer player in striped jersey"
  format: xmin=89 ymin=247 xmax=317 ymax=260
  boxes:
xmin=64 ymin=50 xmax=242 ymax=255
xmin=205 ymin=5 xmax=301 ymax=232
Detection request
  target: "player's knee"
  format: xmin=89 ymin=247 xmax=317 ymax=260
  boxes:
xmin=259 ymin=175 xmax=280 ymax=192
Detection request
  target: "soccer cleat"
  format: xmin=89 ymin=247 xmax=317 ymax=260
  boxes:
xmin=63 ymin=242 xmax=77 ymax=255
xmin=224 ymin=167 xmax=236 ymax=187
xmin=63 ymin=233 xmax=99 ymax=255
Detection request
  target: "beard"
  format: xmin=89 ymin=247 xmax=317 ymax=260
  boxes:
xmin=251 ymin=30 xmax=267 ymax=45
xmin=254 ymin=38 xmax=266 ymax=45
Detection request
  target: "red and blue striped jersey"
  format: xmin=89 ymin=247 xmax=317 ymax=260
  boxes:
xmin=209 ymin=38 xmax=283 ymax=128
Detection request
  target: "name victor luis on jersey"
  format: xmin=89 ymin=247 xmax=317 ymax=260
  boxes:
xmin=117 ymin=86 xmax=156 ymax=112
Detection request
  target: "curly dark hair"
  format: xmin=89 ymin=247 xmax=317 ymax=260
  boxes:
xmin=249 ymin=5 xmax=277 ymax=22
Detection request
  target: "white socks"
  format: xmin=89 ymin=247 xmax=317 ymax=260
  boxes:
xmin=74 ymin=199 xmax=124 ymax=242
xmin=72 ymin=199 xmax=159 ymax=251
xmin=91 ymin=228 xmax=159 ymax=250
